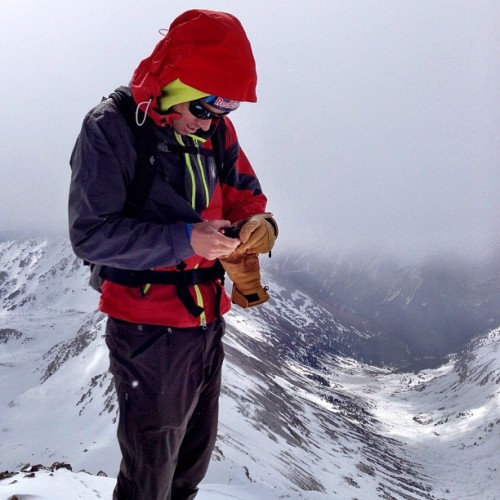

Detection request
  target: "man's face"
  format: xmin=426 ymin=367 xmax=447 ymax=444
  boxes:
xmin=170 ymin=101 xmax=225 ymax=135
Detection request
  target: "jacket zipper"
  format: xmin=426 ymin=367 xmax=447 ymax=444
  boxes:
xmin=174 ymin=134 xmax=208 ymax=326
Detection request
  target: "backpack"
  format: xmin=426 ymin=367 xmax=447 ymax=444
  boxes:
xmin=87 ymin=87 xmax=226 ymax=293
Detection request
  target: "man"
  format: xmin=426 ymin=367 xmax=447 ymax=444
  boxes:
xmin=68 ymin=9 xmax=277 ymax=500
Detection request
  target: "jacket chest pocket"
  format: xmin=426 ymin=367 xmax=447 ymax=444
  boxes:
xmin=183 ymin=152 xmax=218 ymax=211
xmin=146 ymin=147 xmax=218 ymax=219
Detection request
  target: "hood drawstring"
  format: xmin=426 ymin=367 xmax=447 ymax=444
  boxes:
xmin=135 ymin=98 xmax=152 ymax=126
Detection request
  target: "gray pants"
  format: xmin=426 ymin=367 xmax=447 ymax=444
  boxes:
xmin=105 ymin=317 xmax=225 ymax=500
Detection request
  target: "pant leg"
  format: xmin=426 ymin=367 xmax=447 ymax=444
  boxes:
xmin=106 ymin=317 xmax=225 ymax=500
xmin=171 ymin=319 xmax=225 ymax=500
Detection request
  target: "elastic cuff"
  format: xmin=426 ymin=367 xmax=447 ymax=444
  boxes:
xmin=170 ymin=223 xmax=196 ymax=262
xmin=265 ymin=216 xmax=279 ymax=237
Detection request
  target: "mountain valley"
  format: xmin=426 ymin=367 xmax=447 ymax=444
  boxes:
xmin=0 ymin=238 xmax=498 ymax=499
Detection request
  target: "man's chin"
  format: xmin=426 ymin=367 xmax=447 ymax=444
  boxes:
xmin=177 ymin=128 xmax=197 ymax=136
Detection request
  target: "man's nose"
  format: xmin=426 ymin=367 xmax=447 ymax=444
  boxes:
xmin=197 ymin=118 xmax=212 ymax=132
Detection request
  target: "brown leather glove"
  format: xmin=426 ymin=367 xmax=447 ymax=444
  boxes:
xmin=220 ymin=253 xmax=269 ymax=308
xmin=235 ymin=213 xmax=278 ymax=255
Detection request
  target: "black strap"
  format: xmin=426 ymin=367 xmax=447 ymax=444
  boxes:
xmin=99 ymin=89 xmax=228 ymax=317
xmin=101 ymin=262 xmax=225 ymax=318
xmin=106 ymin=88 xmax=159 ymax=218
xmin=109 ymin=88 xmax=227 ymax=218
xmin=101 ymin=261 xmax=225 ymax=287
xmin=164 ymin=121 xmax=226 ymax=179
xmin=164 ymin=143 xmax=216 ymax=157
xmin=175 ymin=282 xmax=205 ymax=317
xmin=173 ymin=261 xmax=203 ymax=317
xmin=212 ymin=120 xmax=226 ymax=178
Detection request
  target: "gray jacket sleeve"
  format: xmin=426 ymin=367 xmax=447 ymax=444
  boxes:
xmin=68 ymin=100 xmax=194 ymax=270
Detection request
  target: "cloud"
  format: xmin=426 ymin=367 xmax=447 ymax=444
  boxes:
xmin=1 ymin=0 xmax=498 ymax=261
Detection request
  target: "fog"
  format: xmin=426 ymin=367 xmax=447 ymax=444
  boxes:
xmin=1 ymin=0 xmax=498 ymax=262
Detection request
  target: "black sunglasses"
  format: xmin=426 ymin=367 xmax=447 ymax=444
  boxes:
xmin=188 ymin=100 xmax=230 ymax=120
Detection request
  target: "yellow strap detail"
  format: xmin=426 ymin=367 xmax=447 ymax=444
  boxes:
xmin=193 ymin=284 xmax=206 ymax=327
xmin=175 ymin=133 xmax=197 ymax=208
xmin=194 ymin=139 xmax=210 ymax=209
xmin=192 ymin=264 xmax=206 ymax=327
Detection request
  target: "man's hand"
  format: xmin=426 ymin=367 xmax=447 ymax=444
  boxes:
xmin=235 ymin=213 xmax=278 ymax=255
xmin=191 ymin=220 xmax=240 ymax=260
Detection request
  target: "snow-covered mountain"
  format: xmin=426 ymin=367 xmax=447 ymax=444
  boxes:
xmin=273 ymin=249 xmax=500 ymax=370
xmin=0 ymin=238 xmax=498 ymax=499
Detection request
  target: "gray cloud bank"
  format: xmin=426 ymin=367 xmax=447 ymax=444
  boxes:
xmin=1 ymin=0 xmax=498 ymax=262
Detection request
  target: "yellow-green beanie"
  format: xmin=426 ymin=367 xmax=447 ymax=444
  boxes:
xmin=158 ymin=78 xmax=209 ymax=112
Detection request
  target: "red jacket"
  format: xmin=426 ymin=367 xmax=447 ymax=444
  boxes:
xmin=131 ymin=10 xmax=257 ymax=127
xmin=69 ymin=10 xmax=265 ymax=327
xmin=69 ymin=93 xmax=266 ymax=327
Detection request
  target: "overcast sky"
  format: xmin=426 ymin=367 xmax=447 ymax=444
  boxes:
xmin=1 ymin=0 xmax=498 ymax=261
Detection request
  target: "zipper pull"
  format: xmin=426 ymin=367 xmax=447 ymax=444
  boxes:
xmin=139 ymin=284 xmax=151 ymax=298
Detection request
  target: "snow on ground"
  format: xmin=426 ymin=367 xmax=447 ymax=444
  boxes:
xmin=2 ymin=240 xmax=499 ymax=499
xmin=2 ymin=327 xmax=499 ymax=499
xmin=0 ymin=467 xmax=331 ymax=500
xmin=371 ymin=330 xmax=500 ymax=500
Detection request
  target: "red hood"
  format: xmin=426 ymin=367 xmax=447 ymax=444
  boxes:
xmin=131 ymin=10 xmax=257 ymax=125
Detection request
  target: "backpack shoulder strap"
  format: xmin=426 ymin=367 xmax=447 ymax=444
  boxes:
xmin=212 ymin=119 xmax=226 ymax=178
xmin=167 ymin=120 xmax=226 ymax=172
xmin=107 ymin=88 xmax=227 ymax=218
xmin=107 ymin=88 xmax=158 ymax=218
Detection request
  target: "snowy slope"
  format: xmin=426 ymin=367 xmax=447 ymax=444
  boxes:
xmin=373 ymin=328 xmax=500 ymax=499
xmin=273 ymin=250 xmax=500 ymax=369
xmin=1 ymin=238 xmax=499 ymax=499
